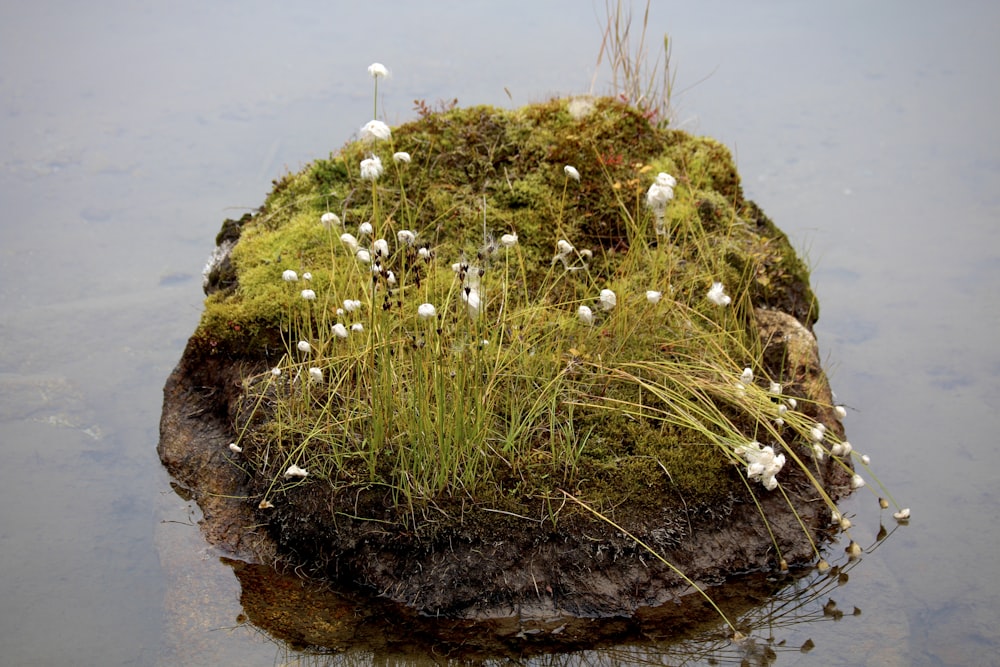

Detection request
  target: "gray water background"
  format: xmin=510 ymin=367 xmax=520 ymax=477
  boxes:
xmin=1 ymin=1 xmax=998 ymax=664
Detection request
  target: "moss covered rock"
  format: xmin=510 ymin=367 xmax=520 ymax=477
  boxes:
xmin=161 ymin=97 xmax=852 ymax=629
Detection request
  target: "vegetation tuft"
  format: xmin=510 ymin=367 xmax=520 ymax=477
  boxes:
xmin=184 ymin=1 xmax=906 ymax=631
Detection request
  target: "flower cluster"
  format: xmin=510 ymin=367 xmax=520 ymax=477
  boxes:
xmin=734 ymin=441 xmax=786 ymax=491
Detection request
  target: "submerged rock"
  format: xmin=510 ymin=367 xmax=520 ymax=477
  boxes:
xmin=159 ymin=97 xmax=852 ymax=636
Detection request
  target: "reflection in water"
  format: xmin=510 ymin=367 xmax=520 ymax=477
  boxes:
xmin=222 ymin=523 xmax=903 ymax=665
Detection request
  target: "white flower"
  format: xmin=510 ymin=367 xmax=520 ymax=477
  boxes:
xmin=707 ymin=282 xmax=731 ymax=306
xmin=385 ymin=270 xmax=396 ymax=285
xmin=360 ymin=119 xmax=392 ymax=141
xmin=308 ymin=367 xmax=323 ymax=383
xmin=282 ymin=269 xmax=298 ymax=282
xmin=340 ymin=233 xmax=360 ymax=253
xmin=646 ymin=290 xmax=662 ymax=304
xmin=893 ymin=508 xmax=911 ymax=521
xmin=778 ymin=404 xmax=788 ymax=415
xmin=228 ymin=443 xmax=243 ymax=454
xmin=351 ymin=322 xmax=364 ymax=332
xmin=270 ymin=367 xmax=281 ymax=376
xmin=343 ymin=299 xmax=362 ymax=312
xmin=556 ymin=239 xmax=574 ymax=256
xmin=358 ymin=222 xmax=373 ymax=236
xmin=360 ymin=155 xmax=384 ymax=181
xmin=840 ymin=441 xmax=853 ymax=455
xmin=367 ymin=62 xmax=389 ymax=79
xmin=321 ymin=212 xmax=341 ymax=228
xmin=564 ymin=165 xmax=581 ymax=181
xmin=850 ymin=473 xmax=866 ymax=489
xmin=579 ymin=248 xmax=593 ymax=261
xmin=418 ymin=247 xmax=431 ymax=259
xmin=417 ymin=303 xmax=437 ymax=319
xmin=332 ymin=323 xmax=348 ymax=338
xmin=393 ymin=151 xmax=411 ymax=163
xmin=462 ymin=287 xmax=481 ymax=317
xmin=500 ymin=233 xmax=518 ymax=248
xmin=655 ymin=172 xmax=677 ymax=188
xmin=577 ymin=305 xmax=594 ymax=325
xmin=284 ymin=464 xmax=309 ymax=479
xmin=810 ymin=423 xmax=826 ymax=442
xmin=302 ymin=272 xmax=312 ymax=281
xmin=356 ymin=248 xmax=372 ymax=263
xmin=835 ymin=405 xmax=848 ymax=419
xmin=740 ymin=367 xmax=753 ymax=384
xmin=769 ymin=381 xmax=782 ymax=395
xmin=397 ymin=229 xmax=416 ymax=245
xmin=861 ymin=454 xmax=871 ymax=465
xmin=373 ymin=238 xmax=390 ymax=258
xmin=297 ymin=340 xmax=311 ymax=353
xmin=646 ymin=182 xmax=674 ymax=209
xmin=787 ymin=397 xmax=798 ymax=409
xmin=301 ymin=289 xmax=316 ymax=301
xmin=734 ymin=441 xmax=785 ymax=491
xmin=599 ymin=289 xmax=617 ymax=311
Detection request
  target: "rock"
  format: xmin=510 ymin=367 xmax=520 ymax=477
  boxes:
xmin=158 ymin=98 xmax=853 ymax=641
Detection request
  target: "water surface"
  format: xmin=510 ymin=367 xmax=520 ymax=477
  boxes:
xmin=1 ymin=2 xmax=998 ymax=665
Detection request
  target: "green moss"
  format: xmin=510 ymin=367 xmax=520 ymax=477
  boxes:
xmin=199 ymin=96 xmax=821 ymax=521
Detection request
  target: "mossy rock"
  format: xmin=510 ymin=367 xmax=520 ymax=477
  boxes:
xmin=161 ymin=97 xmax=851 ymax=630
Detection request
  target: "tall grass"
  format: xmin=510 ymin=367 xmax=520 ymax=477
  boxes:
xmin=592 ymin=0 xmax=676 ymax=127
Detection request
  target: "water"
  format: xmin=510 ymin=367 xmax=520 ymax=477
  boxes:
xmin=1 ymin=1 xmax=998 ymax=664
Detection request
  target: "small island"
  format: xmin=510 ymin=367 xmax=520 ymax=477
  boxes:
xmin=159 ymin=95 xmax=855 ymax=637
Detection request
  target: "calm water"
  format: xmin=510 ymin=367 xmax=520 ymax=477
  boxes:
xmin=2 ymin=2 xmax=998 ymax=665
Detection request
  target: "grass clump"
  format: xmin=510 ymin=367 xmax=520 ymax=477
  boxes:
xmin=170 ymin=6 xmax=912 ymax=640
xmin=189 ymin=50 xmax=909 ymax=618
xmin=200 ymin=89 xmax=849 ymax=527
